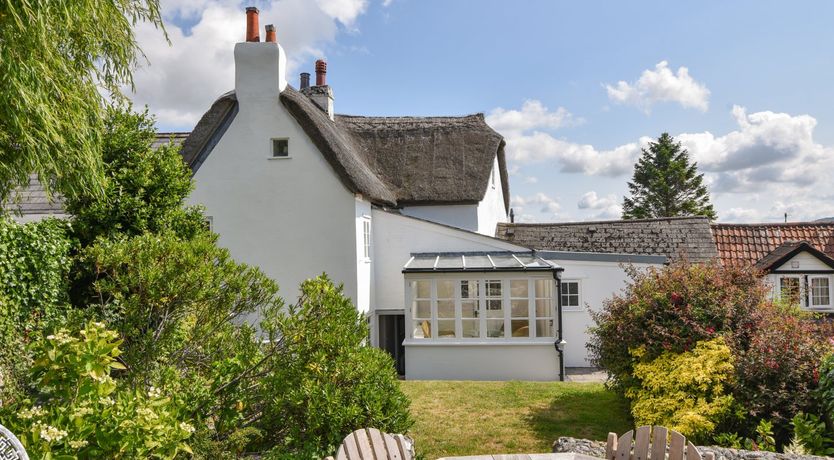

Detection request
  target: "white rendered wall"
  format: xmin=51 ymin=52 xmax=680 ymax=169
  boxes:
xmin=188 ymin=41 xmax=359 ymax=311
xmin=771 ymin=251 xmax=832 ymax=272
xmin=477 ymin=157 xmax=508 ymax=236
xmin=355 ymin=197 xmax=373 ymax=314
xmin=405 ymin=343 xmax=559 ymax=381
xmin=399 ymin=204 xmax=479 ymax=232
xmin=545 ymin=259 xmax=662 ymax=367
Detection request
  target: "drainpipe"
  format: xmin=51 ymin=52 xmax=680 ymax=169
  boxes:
xmin=553 ymin=269 xmax=566 ymax=381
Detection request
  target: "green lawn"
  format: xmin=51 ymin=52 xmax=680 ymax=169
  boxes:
xmin=400 ymin=380 xmax=630 ymax=459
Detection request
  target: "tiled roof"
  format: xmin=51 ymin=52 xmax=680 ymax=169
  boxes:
xmin=495 ymin=217 xmax=718 ymax=262
xmin=5 ymin=133 xmax=186 ymax=218
xmin=711 ymin=223 xmax=834 ymax=267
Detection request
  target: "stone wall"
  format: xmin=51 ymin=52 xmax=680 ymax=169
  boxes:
xmin=552 ymin=437 xmax=833 ymax=460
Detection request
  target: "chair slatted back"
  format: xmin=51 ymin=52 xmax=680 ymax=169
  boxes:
xmin=325 ymin=428 xmax=413 ymax=460
xmin=606 ymin=426 xmax=714 ymax=460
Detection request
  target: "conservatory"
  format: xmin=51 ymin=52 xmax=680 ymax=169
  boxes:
xmin=401 ymin=251 xmax=566 ymax=381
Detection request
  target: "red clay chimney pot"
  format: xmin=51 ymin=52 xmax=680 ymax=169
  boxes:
xmin=265 ymin=24 xmax=276 ymax=43
xmin=315 ymin=59 xmax=327 ymax=86
xmin=245 ymin=7 xmax=260 ymax=42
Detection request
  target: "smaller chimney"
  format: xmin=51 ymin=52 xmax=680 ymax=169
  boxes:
xmin=315 ymin=59 xmax=327 ymax=86
xmin=245 ymin=7 xmax=259 ymax=42
xmin=265 ymin=24 xmax=276 ymax=43
xmin=300 ymin=72 xmax=310 ymax=90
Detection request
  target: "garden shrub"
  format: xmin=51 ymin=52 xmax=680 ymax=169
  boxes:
xmin=627 ymin=337 xmax=735 ymax=442
xmin=790 ymin=412 xmax=834 ymax=456
xmin=589 ymin=261 xmax=764 ymax=393
xmin=64 ymin=104 xmax=206 ymax=245
xmin=261 ymin=276 xmax=413 ymax=459
xmin=1 ymin=322 xmax=194 ymax=458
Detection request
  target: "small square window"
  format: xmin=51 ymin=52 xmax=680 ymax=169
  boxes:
xmin=272 ymin=138 xmax=289 ymax=157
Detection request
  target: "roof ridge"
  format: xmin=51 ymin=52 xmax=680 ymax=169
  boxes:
xmin=335 ymin=113 xmax=486 ymax=121
xmin=712 ymin=222 xmax=834 ymax=227
xmin=499 ymin=216 xmax=711 ymax=227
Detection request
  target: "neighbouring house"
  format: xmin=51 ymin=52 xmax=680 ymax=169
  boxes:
xmin=711 ymin=222 xmax=834 ymax=311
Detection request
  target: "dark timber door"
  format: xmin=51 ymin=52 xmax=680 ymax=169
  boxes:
xmin=379 ymin=314 xmax=405 ymax=376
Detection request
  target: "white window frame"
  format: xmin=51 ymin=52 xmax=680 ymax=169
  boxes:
xmin=269 ymin=137 xmax=291 ymax=159
xmin=808 ymin=275 xmax=833 ymax=310
xmin=362 ymin=218 xmax=371 ymax=261
xmin=560 ymin=279 xmax=582 ymax=312
xmin=777 ymin=275 xmax=804 ymax=308
xmin=404 ymin=273 xmax=557 ymax=344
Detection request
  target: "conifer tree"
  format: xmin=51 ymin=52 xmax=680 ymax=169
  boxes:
xmin=622 ymin=133 xmax=717 ymax=220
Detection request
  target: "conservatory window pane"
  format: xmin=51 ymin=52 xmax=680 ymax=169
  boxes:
xmin=413 ymin=300 xmax=431 ymax=318
xmin=437 ymin=320 xmax=456 ymax=338
xmin=486 ymin=299 xmax=503 ymax=318
xmin=461 ymin=280 xmax=479 ymax=299
xmin=413 ymin=320 xmax=431 ymax=338
xmin=437 ymin=300 xmax=455 ymax=318
xmin=535 ymin=279 xmax=552 ymax=298
xmin=414 ymin=280 xmax=431 ymax=298
xmin=510 ymin=280 xmax=528 ymax=297
xmin=437 ymin=280 xmax=454 ymax=299
xmin=511 ymin=299 xmax=528 ymax=318
xmin=535 ymin=299 xmax=552 ymax=317
xmin=461 ymin=300 xmax=478 ymax=318
xmin=536 ymin=319 xmax=554 ymax=337
xmin=511 ymin=320 xmax=530 ymax=337
xmin=462 ymin=320 xmax=480 ymax=338
xmin=486 ymin=280 xmax=502 ymax=297
xmin=486 ymin=320 xmax=504 ymax=338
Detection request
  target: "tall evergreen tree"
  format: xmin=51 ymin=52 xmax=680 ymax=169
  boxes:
xmin=622 ymin=133 xmax=717 ymax=220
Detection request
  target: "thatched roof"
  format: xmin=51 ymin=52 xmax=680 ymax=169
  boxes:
xmin=496 ymin=217 xmax=719 ymax=262
xmin=183 ymin=87 xmax=509 ymax=210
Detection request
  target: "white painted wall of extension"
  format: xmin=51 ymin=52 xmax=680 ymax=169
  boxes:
xmin=544 ymin=257 xmax=664 ymax=367
xmin=405 ymin=343 xmax=560 ymax=381
xmin=188 ymin=41 xmax=360 ymax=313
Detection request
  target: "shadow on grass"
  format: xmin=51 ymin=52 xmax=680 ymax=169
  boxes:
xmin=525 ymin=384 xmax=633 ymax=445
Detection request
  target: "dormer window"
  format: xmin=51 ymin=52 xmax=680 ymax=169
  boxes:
xmin=272 ymin=138 xmax=289 ymax=158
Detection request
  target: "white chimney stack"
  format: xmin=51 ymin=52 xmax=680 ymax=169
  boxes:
xmin=234 ymin=7 xmax=287 ymax=102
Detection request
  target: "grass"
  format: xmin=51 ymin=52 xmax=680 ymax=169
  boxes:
xmin=400 ymin=380 xmax=630 ymax=459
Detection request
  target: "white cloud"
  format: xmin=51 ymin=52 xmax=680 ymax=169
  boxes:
xmin=577 ymin=191 xmax=622 ymax=220
xmin=503 ymin=132 xmax=645 ymax=176
xmin=129 ymin=0 xmax=369 ymax=129
xmin=605 ymin=61 xmax=710 ymax=112
xmin=486 ymin=100 xmax=581 ymax=138
xmin=512 ymin=193 xmax=561 ymax=216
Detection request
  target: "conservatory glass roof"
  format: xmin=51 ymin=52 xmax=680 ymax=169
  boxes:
xmin=402 ymin=251 xmax=562 ymax=273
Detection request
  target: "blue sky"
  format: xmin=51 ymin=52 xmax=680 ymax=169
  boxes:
xmin=132 ymin=0 xmax=834 ymax=223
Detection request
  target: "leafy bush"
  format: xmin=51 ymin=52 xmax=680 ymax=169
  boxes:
xmin=64 ymin=104 xmax=206 ymax=245
xmin=791 ymin=413 xmax=834 ymax=456
xmin=627 ymin=337 xmax=735 ymax=442
xmin=261 ymin=276 xmax=413 ymax=458
xmin=0 ymin=217 xmax=74 ymax=407
xmin=730 ymin=303 xmax=833 ymax=439
xmin=816 ymin=353 xmax=834 ymax=423
xmin=589 ymin=261 xmax=764 ymax=393
xmin=1 ymin=322 xmax=193 ymax=458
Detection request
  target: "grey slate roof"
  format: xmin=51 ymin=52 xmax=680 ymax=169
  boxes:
xmin=182 ymin=87 xmax=510 ymax=210
xmin=495 ymin=217 xmax=719 ymax=262
xmin=5 ymin=133 xmax=186 ymax=218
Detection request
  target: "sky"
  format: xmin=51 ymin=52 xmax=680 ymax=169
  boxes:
xmin=129 ymin=0 xmax=834 ymax=223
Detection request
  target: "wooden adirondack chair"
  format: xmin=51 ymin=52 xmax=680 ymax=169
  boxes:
xmin=606 ymin=426 xmax=714 ymax=460
xmin=324 ymin=428 xmax=414 ymax=460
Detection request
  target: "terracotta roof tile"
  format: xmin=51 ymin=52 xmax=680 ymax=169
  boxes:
xmin=710 ymin=223 xmax=834 ymax=267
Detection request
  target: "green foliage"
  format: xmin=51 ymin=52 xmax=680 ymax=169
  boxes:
xmin=791 ymin=413 xmax=834 ymax=456
xmin=753 ymin=419 xmax=776 ymax=452
xmin=0 ymin=217 xmax=75 ymax=407
xmin=627 ymin=337 xmax=735 ymax=442
xmin=817 ymin=353 xmax=834 ymax=423
xmin=730 ymin=302 xmax=832 ymax=439
xmin=261 ymin=276 xmax=413 ymax=458
xmin=1 ymin=322 xmax=193 ymax=459
xmin=713 ymin=432 xmax=743 ymax=449
xmin=0 ymin=0 xmax=165 ymax=203
xmin=622 ymin=132 xmax=716 ymax=220
xmin=65 ymin=105 xmax=206 ymax=245
xmin=588 ymin=261 xmax=764 ymax=393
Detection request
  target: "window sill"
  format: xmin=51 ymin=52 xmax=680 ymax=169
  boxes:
xmin=268 ymin=156 xmax=292 ymax=160
xmin=403 ymin=338 xmax=557 ymax=347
